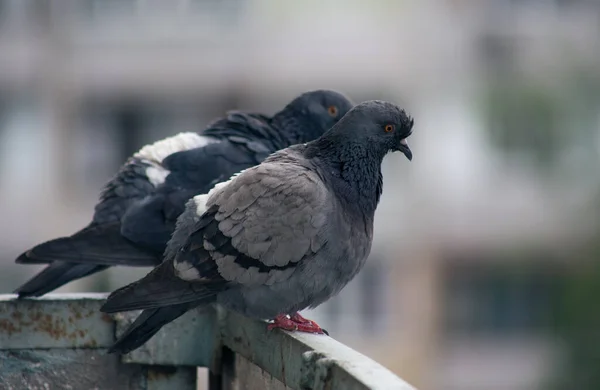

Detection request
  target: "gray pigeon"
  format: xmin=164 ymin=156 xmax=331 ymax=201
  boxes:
xmin=14 ymin=90 xmax=353 ymax=297
xmin=100 ymin=100 xmax=414 ymax=354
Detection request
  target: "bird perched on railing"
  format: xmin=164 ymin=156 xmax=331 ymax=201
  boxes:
xmin=14 ymin=90 xmax=354 ymax=298
xmin=101 ymin=100 xmax=414 ymax=354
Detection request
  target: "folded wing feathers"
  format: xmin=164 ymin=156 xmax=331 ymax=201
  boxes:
xmin=101 ymin=260 xmax=225 ymax=313
xmin=172 ymin=159 xmax=330 ymax=288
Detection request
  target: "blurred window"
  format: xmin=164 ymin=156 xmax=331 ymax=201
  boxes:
xmin=0 ymin=1 xmax=5 ymax=27
xmin=0 ymin=0 xmax=50 ymax=33
xmin=69 ymin=94 xmax=239 ymax=196
xmin=442 ymin=259 xmax=563 ymax=337
xmin=82 ymin=0 xmax=243 ymax=22
xmin=69 ymin=101 xmax=151 ymax=197
xmin=86 ymin=0 xmax=136 ymax=20
xmin=0 ymin=98 xmax=48 ymax=195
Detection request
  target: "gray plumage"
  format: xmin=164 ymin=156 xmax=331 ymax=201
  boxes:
xmin=101 ymin=100 xmax=414 ymax=353
xmin=13 ymin=90 xmax=353 ymax=297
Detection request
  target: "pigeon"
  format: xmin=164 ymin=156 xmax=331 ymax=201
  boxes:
xmin=14 ymin=90 xmax=354 ymax=298
xmin=100 ymin=100 xmax=414 ymax=354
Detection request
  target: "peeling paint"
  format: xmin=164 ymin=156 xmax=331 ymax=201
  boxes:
xmin=0 ymin=318 xmax=19 ymax=335
xmin=0 ymin=294 xmax=114 ymax=349
xmin=1 ymin=294 xmax=414 ymax=390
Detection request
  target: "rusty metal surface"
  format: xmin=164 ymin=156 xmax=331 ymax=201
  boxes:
xmin=219 ymin=309 xmax=417 ymax=390
xmin=0 ymin=349 xmax=145 ymax=390
xmin=0 ymin=294 xmax=201 ymax=389
xmin=0 ymin=293 xmax=114 ymax=349
xmin=0 ymin=293 xmax=417 ymax=390
xmin=114 ymin=306 xmax=217 ymax=367
xmin=0 ymin=293 xmax=216 ymax=366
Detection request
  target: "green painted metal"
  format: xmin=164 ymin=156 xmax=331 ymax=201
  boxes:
xmin=0 ymin=293 xmax=114 ymax=350
xmin=0 ymin=349 xmax=197 ymax=390
xmin=0 ymin=294 xmax=215 ymax=367
xmin=114 ymin=307 xmax=217 ymax=367
xmin=0 ymin=293 xmax=416 ymax=390
xmin=219 ymin=309 xmax=416 ymax=390
xmin=0 ymin=349 xmax=146 ymax=390
xmin=146 ymin=366 xmax=197 ymax=390
xmin=0 ymin=294 xmax=199 ymax=390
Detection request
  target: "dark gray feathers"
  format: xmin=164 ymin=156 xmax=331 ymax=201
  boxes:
xmin=14 ymin=90 xmax=354 ymax=297
xmin=102 ymin=100 xmax=414 ymax=354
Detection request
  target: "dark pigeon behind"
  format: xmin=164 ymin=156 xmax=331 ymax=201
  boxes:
xmin=14 ymin=90 xmax=354 ymax=297
xmin=101 ymin=100 xmax=414 ymax=354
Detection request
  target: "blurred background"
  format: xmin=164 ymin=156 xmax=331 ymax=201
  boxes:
xmin=0 ymin=1 xmax=599 ymax=389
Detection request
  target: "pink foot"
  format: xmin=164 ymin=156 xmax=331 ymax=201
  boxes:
xmin=290 ymin=312 xmax=317 ymax=325
xmin=267 ymin=313 xmax=328 ymax=335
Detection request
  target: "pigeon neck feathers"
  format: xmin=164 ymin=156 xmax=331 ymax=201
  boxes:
xmin=305 ymin=134 xmax=384 ymax=215
xmin=202 ymin=109 xmax=318 ymax=151
xmin=300 ymin=99 xmax=414 ymax=214
xmin=270 ymin=106 xmax=328 ymax=147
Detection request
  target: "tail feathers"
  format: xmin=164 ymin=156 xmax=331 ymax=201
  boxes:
xmin=101 ymin=260 xmax=226 ymax=313
xmin=108 ymin=302 xmax=204 ymax=354
xmin=15 ymin=224 xmax=159 ymax=266
xmin=16 ymin=237 xmax=79 ymax=265
xmin=14 ymin=262 xmax=109 ymax=298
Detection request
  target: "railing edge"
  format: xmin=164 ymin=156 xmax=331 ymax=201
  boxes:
xmin=1 ymin=293 xmax=417 ymax=390
xmin=219 ymin=309 xmax=417 ymax=390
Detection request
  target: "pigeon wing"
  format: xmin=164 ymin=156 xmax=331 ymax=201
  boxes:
xmin=173 ymin=157 xmax=330 ymax=288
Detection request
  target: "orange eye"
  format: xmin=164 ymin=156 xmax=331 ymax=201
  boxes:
xmin=328 ymin=106 xmax=338 ymax=117
xmin=384 ymin=124 xmax=394 ymax=132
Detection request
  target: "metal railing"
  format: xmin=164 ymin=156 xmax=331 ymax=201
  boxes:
xmin=0 ymin=293 xmax=416 ymax=390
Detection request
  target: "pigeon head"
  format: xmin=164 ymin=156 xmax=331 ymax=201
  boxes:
xmin=272 ymin=89 xmax=354 ymax=145
xmin=302 ymin=100 xmax=414 ymax=214
xmin=324 ymin=100 xmax=414 ymax=161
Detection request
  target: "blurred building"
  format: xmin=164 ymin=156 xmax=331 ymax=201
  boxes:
xmin=0 ymin=1 xmax=599 ymax=390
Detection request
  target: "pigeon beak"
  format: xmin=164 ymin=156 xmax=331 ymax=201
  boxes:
xmin=399 ymin=138 xmax=412 ymax=161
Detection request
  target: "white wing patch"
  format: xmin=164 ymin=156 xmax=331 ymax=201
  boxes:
xmin=145 ymin=166 xmax=170 ymax=187
xmin=135 ymin=132 xmax=217 ymax=163
xmin=173 ymin=260 xmax=202 ymax=281
xmin=134 ymin=132 xmax=218 ymax=187
xmin=192 ymin=169 xmax=247 ymax=216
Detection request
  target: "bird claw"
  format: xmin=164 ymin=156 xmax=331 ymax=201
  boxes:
xmin=289 ymin=312 xmax=315 ymax=324
xmin=268 ymin=313 xmax=328 ymax=335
